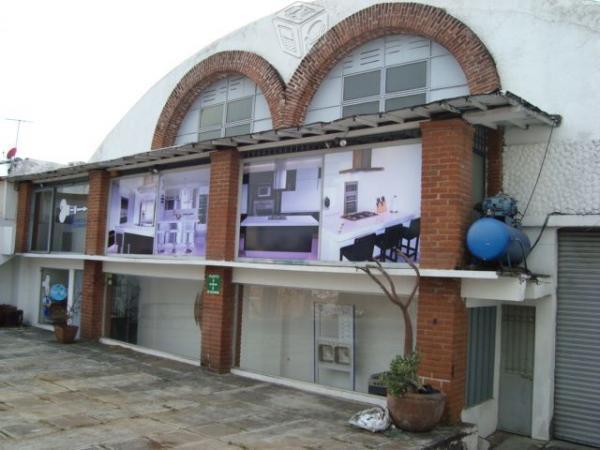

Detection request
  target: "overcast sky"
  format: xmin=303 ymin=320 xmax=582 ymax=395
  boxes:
xmin=0 ymin=0 xmax=291 ymax=164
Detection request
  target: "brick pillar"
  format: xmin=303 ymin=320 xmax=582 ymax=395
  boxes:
xmin=486 ymin=127 xmax=504 ymax=196
xmin=206 ymin=149 xmax=240 ymax=261
xmin=78 ymin=169 xmax=110 ymax=341
xmin=417 ymin=278 xmax=468 ymax=423
xmin=14 ymin=181 xmax=33 ymax=253
xmin=419 ymin=118 xmax=474 ymax=270
xmin=417 ymin=118 xmax=473 ymax=423
xmin=201 ymin=266 xmax=235 ymax=373
xmin=80 ymin=260 xmax=104 ymax=340
xmin=86 ymin=170 xmax=110 ymax=255
xmin=202 ymin=149 xmax=240 ymax=372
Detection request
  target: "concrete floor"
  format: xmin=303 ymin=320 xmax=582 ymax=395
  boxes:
xmin=486 ymin=431 xmax=598 ymax=450
xmin=0 ymin=327 xmax=474 ymax=450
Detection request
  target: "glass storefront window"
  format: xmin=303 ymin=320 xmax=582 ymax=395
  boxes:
xmin=238 ymin=284 xmax=409 ymax=394
xmin=52 ymin=184 xmax=89 ymax=252
xmin=29 ymin=182 xmax=89 ymax=253
xmin=104 ymin=274 xmax=201 ymax=360
xmin=30 ymin=189 xmax=53 ymax=251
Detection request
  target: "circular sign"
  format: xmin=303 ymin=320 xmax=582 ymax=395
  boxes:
xmin=49 ymin=284 xmax=68 ymax=301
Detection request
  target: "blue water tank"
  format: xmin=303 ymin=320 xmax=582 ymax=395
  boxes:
xmin=466 ymin=218 xmax=531 ymax=265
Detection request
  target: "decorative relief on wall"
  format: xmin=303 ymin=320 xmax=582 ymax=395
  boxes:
xmin=503 ymin=140 xmax=600 ymax=218
xmin=273 ymin=2 xmax=328 ymax=58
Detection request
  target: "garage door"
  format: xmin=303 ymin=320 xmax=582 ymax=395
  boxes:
xmin=555 ymin=230 xmax=600 ymax=446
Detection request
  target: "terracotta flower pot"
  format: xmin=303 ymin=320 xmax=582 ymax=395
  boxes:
xmin=387 ymin=391 xmax=447 ymax=432
xmin=54 ymin=325 xmax=78 ymax=344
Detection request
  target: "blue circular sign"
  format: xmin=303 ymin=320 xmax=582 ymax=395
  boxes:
xmin=49 ymin=284 xmax=68 ymax=301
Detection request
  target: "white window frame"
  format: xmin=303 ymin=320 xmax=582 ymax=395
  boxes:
xmin=340 ymin=58 xmax=430 ymax=116
xmin=196 ymin=77 xmax=257 ymax=141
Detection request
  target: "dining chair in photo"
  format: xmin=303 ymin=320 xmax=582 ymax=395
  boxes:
xmin=399 ymin=218 xmax=420 ymax=260
xmin=339 ymin=233 xmax=377 ymax=261
xmin=374 ymin=224 xmax=404 ymax=261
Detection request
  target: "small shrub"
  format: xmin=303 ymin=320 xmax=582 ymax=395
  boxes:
xmin=383 ymin=352 xmax=420 ymax=396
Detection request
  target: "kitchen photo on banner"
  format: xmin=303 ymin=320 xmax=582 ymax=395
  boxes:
xmin=154 ymin=167 xmax=210 ymax=256
xmin=320 ymin=144 xmax=422 ymax=263
xmin=238 ymin=155 xmax=323 ymax=260
xmin=107 ymin=174 xmax=158 ymax=255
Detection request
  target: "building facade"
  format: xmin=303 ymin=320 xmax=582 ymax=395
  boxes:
xmin=1 ymin=1 xmax=599 ymax=446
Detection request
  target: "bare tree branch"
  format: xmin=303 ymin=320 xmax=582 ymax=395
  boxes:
xmin=371 ymin=259 xmax=404 ymax=309
xmin=396 ymin=251 xmax=420 ymax=309
xmin=358 ymin=267 xmax=407 ymax=313
xmin=357 ymin=251 xmax=421 ymax=356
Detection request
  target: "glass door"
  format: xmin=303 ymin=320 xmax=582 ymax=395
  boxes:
xmin=39 ymin=268 xmax=69 ymax=325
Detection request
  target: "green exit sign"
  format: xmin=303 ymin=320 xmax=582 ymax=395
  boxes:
xmin=205 ymin=274 xmax=222 ymax=295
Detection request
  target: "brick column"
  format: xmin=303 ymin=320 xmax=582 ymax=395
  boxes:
xmin=486 ymin=128 xmax=504 ymax=196
xmin=200 ymin=266 xmax=236 ymax=373
xmin=202 ymin=149 xmax=240 ymax=372
xmin=417 ymin=278 xmax=468 ymax=423
xmin=85 ymin=170 xmax=110 ymax=255
xmin=80 ymin=260 xmax=104 ymax=340
xmin=417 ymin=118 xmax=473 ymax=423
xmin=80 ymin=169 xmax=110 ymax=340
xmin=420 ymin=118 xmax=474 ymax=270
xmin=14 ymin=181 xmax=33 ymax=253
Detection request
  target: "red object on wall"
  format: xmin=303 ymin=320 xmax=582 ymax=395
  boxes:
xmin=6 ymin=147 xmax=17 ymax=159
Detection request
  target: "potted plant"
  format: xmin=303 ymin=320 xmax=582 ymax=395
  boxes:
xmin=383 ymin=353 xmax=446 ymax=432
xmin=49 ymin=302 xmax=78 ymax=344
xmin=359 ymin=256 xmax=446 ymax=432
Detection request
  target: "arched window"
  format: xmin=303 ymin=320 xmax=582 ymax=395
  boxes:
xmin=175 ymin=75 xmax=273 ymax=145
xmin=304 ymin=35 xmax=469 ymax=124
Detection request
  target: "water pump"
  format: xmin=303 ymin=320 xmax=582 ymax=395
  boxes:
xmin=466 ymin=194 xmax=531 ymax=267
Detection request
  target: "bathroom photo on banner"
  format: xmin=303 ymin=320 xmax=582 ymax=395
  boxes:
xmin=320 ymin=144 xmax=422 ymax=263
xmin=107 ymin=174 xmax=159 ymax=255
xmin=154 ymin=167 xmax=210 ymax=256
xmin=238 ymin=155 xmax=323 ymax=260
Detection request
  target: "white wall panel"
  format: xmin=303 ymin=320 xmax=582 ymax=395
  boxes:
xmin=174 ymin=132 xmax=196 ymax=146
xmin=385 ymin=35 xmax=430 ymax=66
xmin=309 ymin=77 xmax=343 ymax=110
xmin=253 ymin=93 xmax=271 ymax=120
xmin=177 ymin=109 xmax=199 ymax=136
xmin=199 ymin=79 xmax=227 ymax=107
xmin=428 ymin=85 xmax=470 ymax=102
xmin=430 ymin=54 xmax=469 ymax=89
xmin=252 ymin=118 xmax=273 ymax=133
xmin=431 ymin=41 xmax=451 ymax=57
xmin=228 ymin=76 xmax=256 ymax=100
xmin=342 ymin=38 xmax=384 ymax=74
xmin=304 ymin=107 xmax=341 ymax=124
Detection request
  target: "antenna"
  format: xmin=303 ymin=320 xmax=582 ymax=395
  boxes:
xmin=3 ymin=117 xmax=33 ymax=159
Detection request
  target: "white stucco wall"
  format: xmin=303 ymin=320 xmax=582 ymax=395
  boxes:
xmin=91 ymin=0 xmax=600 ymax=164
xmin=0 ymin=257 xmax=17 ymax=305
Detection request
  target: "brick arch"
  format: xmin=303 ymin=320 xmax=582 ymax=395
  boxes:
xmin=152 ymin=51 xmax=286 ymax=149
xmin=283 ymin=2 xmax=501 ymax=126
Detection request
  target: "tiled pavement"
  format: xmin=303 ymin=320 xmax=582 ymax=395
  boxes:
xmin=0 ymin=327 xmax=471 ymax=450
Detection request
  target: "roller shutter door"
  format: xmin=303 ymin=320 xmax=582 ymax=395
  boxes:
xmin=555 ymin=230 xmax=600 ymax=446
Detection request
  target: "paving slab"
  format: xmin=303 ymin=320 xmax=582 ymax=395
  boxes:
xmin=0 ymin=327 xmax=476 ymax=450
